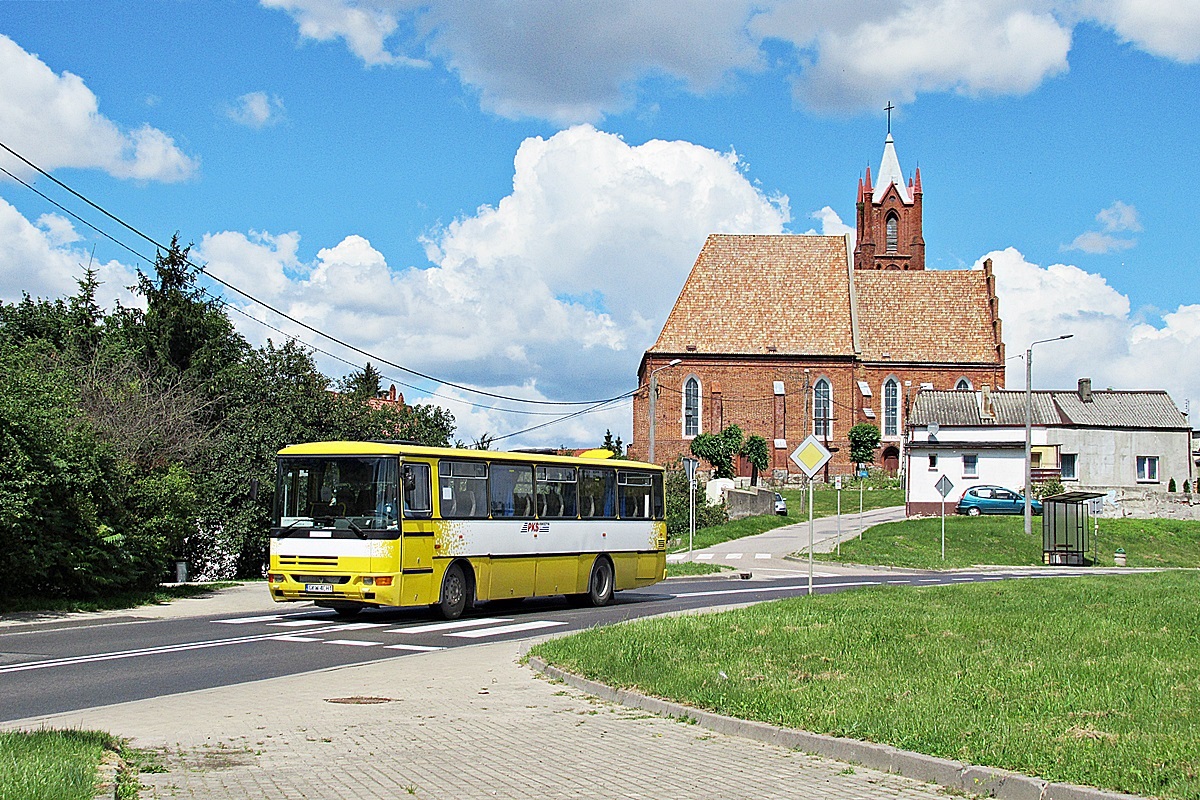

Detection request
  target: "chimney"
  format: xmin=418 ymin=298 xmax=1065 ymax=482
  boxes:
xmin=1078 ymin=378 xmax=1093 ymax=403
xmin=980 ymin=384 xmax=995 ymax=421
xmin=389 ymin=384 xmax=398 ymax=402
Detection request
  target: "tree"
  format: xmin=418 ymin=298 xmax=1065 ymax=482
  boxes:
xmin=690 ymin=424 xmax=744 ymax=479
xmin=339 ymin=362 xmax=384 ymax=400
xmin=602 ymin=429 xmax=624 ymax=459
xmin=848 ymin=423 xmax=882 ymax=473
xmin=741 ymin=435 xmax=769 ymax=485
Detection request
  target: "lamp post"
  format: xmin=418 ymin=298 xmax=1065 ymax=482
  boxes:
xmin=1025 ymin=334 xmax=1073 ymax=535
xmin=648 ymin=358 xmax=682 ymax=463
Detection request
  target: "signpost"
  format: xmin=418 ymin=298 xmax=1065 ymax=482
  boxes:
xmin=935 ymin=474 xmax=955 ymax=561
xmin=791 ymin=435 xmax=832 ymax=596
xmin=683 ymin=457 xmax=699 ymax=554
xmin=834 ymin=475 xmax=843 ymax=556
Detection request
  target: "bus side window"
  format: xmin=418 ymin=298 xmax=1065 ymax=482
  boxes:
xmin=580 ymin=468 xmax=617 ymax=519
xmin=438 ymin=461 xmax=488 ymax=518
xmin=403 ymin=463 xmax=431 ymax=519
xmin=536 ymin=466 xmax=578 ymax=518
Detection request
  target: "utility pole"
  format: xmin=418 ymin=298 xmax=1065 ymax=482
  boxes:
xmin=647 ymin=358 xmax=681 ymax=463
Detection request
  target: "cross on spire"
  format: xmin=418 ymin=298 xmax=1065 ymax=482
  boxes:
xmin=884 ymin=101 xmax=894 ymax=134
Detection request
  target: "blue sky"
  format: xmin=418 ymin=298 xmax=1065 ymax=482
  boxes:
xmin=2 ymin=1 xmax=1199 ymax=446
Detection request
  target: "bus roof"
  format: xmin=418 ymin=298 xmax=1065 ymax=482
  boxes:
xmin=276 ymin=441 xmax=663 ymax=471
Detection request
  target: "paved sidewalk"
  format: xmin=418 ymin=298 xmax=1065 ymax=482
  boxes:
xmin=669 ymin=505 xmax=907 ymax=576
xmin=6 ymin=639 xmax=952 ymax=799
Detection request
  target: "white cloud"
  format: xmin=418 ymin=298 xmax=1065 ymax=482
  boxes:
xmin=198 ymin=125 xmax=787 ymax=445
xmin=1063 ymin=200 xmax=1141 ymax=253
xmin=804 ymin=206 xmax=853 ymax=236
xmin=225 ymin=91 xmax=286 ymax=128
xmin=262 ymin=0 xmax=429 ymax=67
xmin=0 ymin=34 xmax=197 ymax=182
xmin=1082 ymin=0 xmax=1200 ymax=62
xmin=0 ymin=196 xmax=139 ymax=308
xmin=982 ymin=247 xmax=1200 ymax=410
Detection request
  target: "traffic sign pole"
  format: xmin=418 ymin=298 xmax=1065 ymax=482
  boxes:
xmin=934 ymin=475 xmax=955 ymax=562
xmin=790 ymin=435 xmax=832 ymax=598
xmin=808 ymin=480 xmax=814 ymax=595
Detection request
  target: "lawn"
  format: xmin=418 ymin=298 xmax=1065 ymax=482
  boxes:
xmin=0 ymin=583 xmax=242 ymax=615
xmin=0 ymin=729 xmax=119 ymax=800
xmin=531 ymin=571 xmax=1200 ymax=799
xmin=673 ymin=487 xmax=903 ymax=552
xmin=665 ymin=562 xmax=734 ymax=577
xmin=817 ymin=515 xmax=1200 ymax=570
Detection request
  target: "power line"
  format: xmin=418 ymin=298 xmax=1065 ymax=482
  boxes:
xmin=0 ymin=140 xmax=632 ymax=409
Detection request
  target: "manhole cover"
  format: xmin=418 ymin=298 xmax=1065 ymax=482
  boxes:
xmin=325 ymin=696 xmax=394 ymax=705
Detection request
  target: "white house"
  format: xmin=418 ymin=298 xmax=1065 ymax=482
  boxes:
xmin=905 ymin=379 xmax=1191 ymax=516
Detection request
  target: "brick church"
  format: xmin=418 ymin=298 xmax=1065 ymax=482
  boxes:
xmin=628 ymin=132 xmax=1006 ymax=477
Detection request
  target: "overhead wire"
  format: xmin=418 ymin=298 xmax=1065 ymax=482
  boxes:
xmin=0 ymin=140 xmax=633 ymax=409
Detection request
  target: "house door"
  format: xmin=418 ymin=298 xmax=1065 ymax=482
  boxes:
xmin=737 ymin=454 xmax=752 ymax=479
xmin=882 ymin=446 xmax=900 ymax=475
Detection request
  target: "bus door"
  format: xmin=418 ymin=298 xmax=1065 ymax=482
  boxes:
xmin=399 ymin=460 xmax=435 ymax=605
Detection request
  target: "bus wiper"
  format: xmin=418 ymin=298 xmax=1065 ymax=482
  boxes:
xmin=276 ymin=519 xmax=316 ymax=539
xmin=344 ymin=519 xmax=368 ymax=540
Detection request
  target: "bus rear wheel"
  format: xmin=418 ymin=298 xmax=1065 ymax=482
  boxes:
xmin=585 ymin=557 xmax=614 ymax=607
xmin=438 ymin=563 xmax=472 ymax=620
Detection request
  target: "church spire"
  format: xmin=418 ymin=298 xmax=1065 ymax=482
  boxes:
xmin=873 ymin=133 xmax=911 ymax=204
xmin=853 ymin=111 xmax=925 ymax=271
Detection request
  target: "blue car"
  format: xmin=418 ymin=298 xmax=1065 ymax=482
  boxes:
xmin=956 ymin=485 xmax=1042 ymax=516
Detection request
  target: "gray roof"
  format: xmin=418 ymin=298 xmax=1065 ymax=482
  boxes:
xmin=910 ymin=389 xmax=1188 ymax=430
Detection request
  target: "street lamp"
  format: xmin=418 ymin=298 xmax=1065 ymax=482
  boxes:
xmin=1025 ymin=334 xmax=1073 ymax=535
xmin=648 ymin=358 xmax=682 ymax=463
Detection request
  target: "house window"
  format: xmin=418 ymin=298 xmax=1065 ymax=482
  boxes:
xmin=928 ymin=453 xmax=938 ymax=470
xmin=885 ymin=214 xmax=898 ymax=253
xmin=813 ymin=378 xmax=831 ymax=438
xmin=955 ymin=378 xmax=972 ymax=390
xmin=1136 ymin=455 xmax=1159 ymax=483
xmin=963 ymin=454 xmax=978 ymax=477
xmin=683 ymin=377 xmax=701 ymax=438
xmin=883 ymin=378 xmax=899 ymax=437
xmin=1061 ymin=453 xmax=1077 ymax=480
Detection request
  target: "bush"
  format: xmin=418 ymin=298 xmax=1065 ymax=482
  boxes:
xmin=1168 ymin=477 xmax=1177 ymax=493
xmin=664 ymin=464 xmax=728 ymax=544
xmin=1033 ymin=477 xmax=1064 ymax=499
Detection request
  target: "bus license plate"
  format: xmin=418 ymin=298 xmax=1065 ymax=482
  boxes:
xmin=305 ymin=583 xmax=334 ymax=594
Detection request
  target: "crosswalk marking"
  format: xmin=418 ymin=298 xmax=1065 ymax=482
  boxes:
xmin=269 ymin=619 xmax=328 ymax=627
xmin=384 ymin=644 xmax=446 ymax=652
xmin=391 ymin=617 xmax=512 ymax=634
xmin=695 ymin=554 xmax=713 ymax=561
xmin=755 ymin=553 xmax=772 ymax=560
xmin=446 ymin=620 xmax=567 ymax=639
xmin=725 ymin=553 xmax=743 ymax=560
xmin=217 ymin=614 xmax=287 ymax=625
xmin=324 ymin=639 xmax=381 ymax=647
xmin=271 ymin=635 xmax=321 ymax=642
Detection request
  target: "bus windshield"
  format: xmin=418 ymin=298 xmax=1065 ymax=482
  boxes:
xmin=274 ymin=456 xmax=399 ymax=537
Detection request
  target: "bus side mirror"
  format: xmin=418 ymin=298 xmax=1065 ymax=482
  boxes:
xmin=249 ymin=477 xmax=260 ymax=502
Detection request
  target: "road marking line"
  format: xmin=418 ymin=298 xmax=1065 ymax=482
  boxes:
xmin=695 ymin=554 xmax=713 ymax=561
xmin=324 ymin=639 xmax=381 ymax=647
xmin=754 ymin=553 xmax=772 ymax=560
xmin=271 ymin=635 xmax=321 ymax=642
xmin=326 ymin=622 xmax=385 ymax=631
xmin=384 ymin=644 xmax=446 ymax=652
xmin=269 ymin=619 xmax=328 ymax=627
xmin=673 ymin=580 xmax=880 ymax=599
xmin=216 ymin=614 xmax=286 ymax=624
xmin=446 ymin=620 xmax=567 ymax=639
xmin=725 ymin=553 xmax=743 ymax=560
xmin=390 ymin=617 xmax=512 ymax=634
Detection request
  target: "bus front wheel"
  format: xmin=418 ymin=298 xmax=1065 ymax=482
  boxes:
xmin=585 ymin=557 xmax=614 ymax=607
xmin=438 ymin=563 xmax=472 ymax=620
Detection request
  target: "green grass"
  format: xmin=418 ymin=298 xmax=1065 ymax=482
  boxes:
xmin=673 ymin=487 xmax=903 ymax=552
xmin=0 ymin=729 xmax=118 ymax=800
xmin=532 ymin=571 xmax=1200 ymax=799
xmin=665 ymin=562 xmax=734 ymax=577
xmin=0 ymin=582 xmax=242 ymax=615
xmin=817 ymin=516 xmax=1200 ymax=570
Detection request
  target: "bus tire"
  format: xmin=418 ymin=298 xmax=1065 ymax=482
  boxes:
xmin=585 ymin=557 xmax=615 ymax=607
xmin=438 ymin=563 xmax=472 ymax=620
xmin=333 ymin=605 xmax=363 ymax=618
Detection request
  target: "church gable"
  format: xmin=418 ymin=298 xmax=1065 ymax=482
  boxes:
xmin=649 ymin=233 xmax=855 ymax=357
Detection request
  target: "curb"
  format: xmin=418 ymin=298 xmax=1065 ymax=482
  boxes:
xmin=93 ymin=750 xmax=122 ymax=800
xmin=526 ymin=657 xmax=1146 ymax=800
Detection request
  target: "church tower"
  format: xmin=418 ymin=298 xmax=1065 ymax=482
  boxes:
xmin=854 ymin=131 xmax=925 ymax=270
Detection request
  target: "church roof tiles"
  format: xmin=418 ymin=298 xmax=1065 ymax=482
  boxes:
xmin=648 ymin=233 xmax=1001 ymax=365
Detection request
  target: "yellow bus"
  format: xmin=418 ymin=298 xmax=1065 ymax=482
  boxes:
xmin=267 ymin=441 xmax=667 ymax=619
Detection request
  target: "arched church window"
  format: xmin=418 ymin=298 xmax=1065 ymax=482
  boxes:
xmin=955 ymin=378 xmax=973 ymax=390
xmin=883 ymin=378 xmax=900 ymax=437
xmin=683 ymin=377 xmax=701 ymax=437
xmin=885 ymin=214 xmax=899 ymax=253
xmin=813 ymin=378 xmax=831 ymax=439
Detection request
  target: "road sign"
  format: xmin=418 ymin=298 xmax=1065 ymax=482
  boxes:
xmin=834 ymin=475 xmax=843 ymax=490
xmin=935 ymin=475 xmax=955 ymax=498
xmin=790 ymin=435 xmax=831 ymax=477
xmin=682 ymin=456 xmax=699 ymax=482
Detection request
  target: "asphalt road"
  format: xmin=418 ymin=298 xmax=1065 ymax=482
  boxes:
xmin=0 ymin=568 xmax=1096 ymax=722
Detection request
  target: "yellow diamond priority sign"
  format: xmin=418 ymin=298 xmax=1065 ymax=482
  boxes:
xmin=790 ymin=435 xmax=832 ymax=477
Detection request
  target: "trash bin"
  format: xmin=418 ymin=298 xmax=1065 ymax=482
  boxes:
xmin=175 ymin=560 xmax=190 ymax=583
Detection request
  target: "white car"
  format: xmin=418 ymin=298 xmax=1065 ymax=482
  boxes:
xmin=774 ymin=493 xmax=787 ymax=515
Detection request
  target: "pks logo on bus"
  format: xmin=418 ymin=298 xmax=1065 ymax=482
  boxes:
xmin=520 ymin=522 xmax=550 ymax=534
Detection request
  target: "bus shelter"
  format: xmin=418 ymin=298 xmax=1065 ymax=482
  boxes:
xmin=1042 ymin=491 xmax=1105 ymax=566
